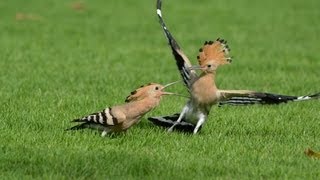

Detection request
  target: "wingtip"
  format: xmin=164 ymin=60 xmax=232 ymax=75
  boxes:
xmin=156 ymin=0 xmax=162 ymax=10
xmin=310 ymin=92 xmax=320 ymax=99
xmin=295 ymin=92 xmax=320 ymax=101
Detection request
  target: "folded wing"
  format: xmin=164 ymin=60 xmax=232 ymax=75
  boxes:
xmin=66 ymin=107 xmax=123 ymax=131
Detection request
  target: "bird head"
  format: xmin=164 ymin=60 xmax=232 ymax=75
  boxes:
xmin=191 ymin=38 xmax=232 ymax=74
xmin=124 ymin=81 xmax=182 ymax=103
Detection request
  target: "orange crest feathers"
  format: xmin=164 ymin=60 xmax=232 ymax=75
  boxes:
xmin=197 ymin=38 xmax=232 ymax=66
xmin=125 ymin=83 xmax=157 ymax=103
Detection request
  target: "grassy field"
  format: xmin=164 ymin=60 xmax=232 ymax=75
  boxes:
xmin=1 ymin=0 xmax=320 ymax=179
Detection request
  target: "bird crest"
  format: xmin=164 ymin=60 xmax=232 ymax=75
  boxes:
xmin=197 ymin=38 xmax=232 ymax=67
xmin=125 ymin=83 xmax=157 ymax=102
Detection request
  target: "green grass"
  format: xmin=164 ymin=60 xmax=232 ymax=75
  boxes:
xmin=1 ymin=0 xmax=320 ymax=179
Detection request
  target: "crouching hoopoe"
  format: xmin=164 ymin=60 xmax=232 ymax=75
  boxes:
xmin=148 ymin=0 xmax=320 ymax=134
xmin=66 ymin=81 xmax=181 ymax=136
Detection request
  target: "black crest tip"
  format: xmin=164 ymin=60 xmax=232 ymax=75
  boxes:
xmin=219 ymin=39 xmax=225 ymax=43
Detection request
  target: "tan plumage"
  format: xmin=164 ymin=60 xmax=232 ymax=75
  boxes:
xmin=197 ymin=39 xmax=232 ymax=67
xmin=149 ymin=0 xmax=320 ymax=134
xmin=66 ymin=82 xmax=179 ymax=136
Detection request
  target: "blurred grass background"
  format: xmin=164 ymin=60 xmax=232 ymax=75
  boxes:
xmin=0 ymin=0 xmax=319 ymax=179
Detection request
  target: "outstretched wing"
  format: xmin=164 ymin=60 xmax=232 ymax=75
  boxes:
xmin=156 ymin=0 xmax=197 ymax=88
xmin=66 ymin=107 xmax=122 ymax=130
xmin=148 ymin=113 xmax=198 ymax=133
xmin=218 ymin=90 xmax=320 ymax=106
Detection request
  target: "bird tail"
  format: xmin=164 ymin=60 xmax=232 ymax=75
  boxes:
xmin=219 ymin=91 xmax=320 ymax=106
xmin=65 ymin=121 xmax=106 ymax=131
xmin=66 ymin=108 xmax=115 ymax=131
xmin=65 ymin=115 xmax=98 ymax=131
xmin=148 ymin=113 xmax=197 ymax=133
xmin=65 ymin=122 xmax=89 ymax=131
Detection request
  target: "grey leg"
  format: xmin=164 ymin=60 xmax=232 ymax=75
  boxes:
xmin=168 ymin=105 xmax=189 ymax=132
xmin=193 ymin=113 xmax=206 ymax=134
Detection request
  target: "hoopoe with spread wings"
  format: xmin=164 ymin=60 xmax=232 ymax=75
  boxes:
xmin=148 ymin=0 xmax=320 ymax=134
xmin=66 ymin=81 xmax=180 ymax=136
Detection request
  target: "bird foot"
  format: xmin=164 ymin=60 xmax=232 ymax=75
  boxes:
xmin=167 ymin=127 xmax=174 ymax=132
xmin=101 ymin=131 xmax=108 ymax=137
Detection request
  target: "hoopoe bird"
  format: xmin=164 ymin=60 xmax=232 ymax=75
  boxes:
xmin=66 ymin=81 xmax=181 ymax=137
xmin=148 ymin=0 xmax=320 ymax=134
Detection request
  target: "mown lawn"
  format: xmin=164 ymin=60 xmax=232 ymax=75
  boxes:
xmin=0 ymin=0 xmax=319 ymax=179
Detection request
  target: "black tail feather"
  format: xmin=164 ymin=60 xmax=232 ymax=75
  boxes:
xmin=71 ymin=118 xmax=84 ymax=122
xmin=65 ymin=123 xmax=89 ymax=131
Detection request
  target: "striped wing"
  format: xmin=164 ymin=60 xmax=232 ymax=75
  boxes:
xmin=156 ymin=0 xmax=197 ymax=88
xmin=67 ymin=107 xmax=121 ymax=130
xmin=148 ymin=113 xmax=199 ymax=133
xmin=218 ymin=90 xmax=320 ymax=106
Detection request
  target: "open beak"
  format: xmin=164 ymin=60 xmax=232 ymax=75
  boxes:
xmin=162 ymin=92 xmax=175 ymax=95
xmin=162 ymin=80 xmax=181 ymax=89
xmin=162 ymin=92 xmax=189 ymax=98
xmin=161 ymin=81 xmax=189 ymax=98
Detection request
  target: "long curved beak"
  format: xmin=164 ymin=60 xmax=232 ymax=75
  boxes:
xmin=189 ymin=65 xmax=204 ymax=71
xmin=161 ymin=81 xmax=189 ymax=98
xmin=161 ymin=80 xmax=181 ymax=89
xmin=162 ymin=92 xmax=190 ymax=98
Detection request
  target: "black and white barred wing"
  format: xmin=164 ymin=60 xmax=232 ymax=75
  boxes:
xmin=157 ymin=0 xmax=197 ymax=88
xmin=66 ymin=107 xmax=120 ymax=131
xmin=218 ymin=90 xmax=320 ymax=106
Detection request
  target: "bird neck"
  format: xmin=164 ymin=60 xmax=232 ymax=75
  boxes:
xmin=200 ymin=70 xmax=216 ymax=78
xmin=191 ymin=72 xmax=218 ymax=106
xmin=124 ymin=98 xmax=160 ymax=119
xmin=198 ymin=72 xmax=217 ymax=88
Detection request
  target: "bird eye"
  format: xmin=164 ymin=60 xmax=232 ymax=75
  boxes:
xmin=207 ymin=65 xmax=212 ymax=68
xmin=155 ymin=86 xmax=159 ymax=90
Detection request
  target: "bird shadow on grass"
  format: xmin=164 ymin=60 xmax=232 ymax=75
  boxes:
xmin=139 ymin=121 xmax=202 ymax=135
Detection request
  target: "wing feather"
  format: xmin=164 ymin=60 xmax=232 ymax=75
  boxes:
xmin=218 ymin=90 xmax=320 ymax=106
xmin=156 ymin=0 xmax=197 ymax=88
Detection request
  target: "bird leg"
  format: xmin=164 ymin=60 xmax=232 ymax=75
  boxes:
xmin=167 ymin=105 xmax=189 ymax=132
xmin=193 ymin=113 xmax=206 ymax=134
